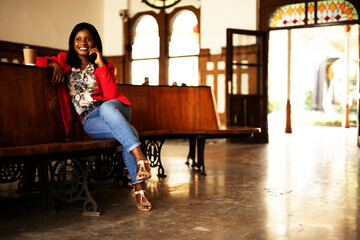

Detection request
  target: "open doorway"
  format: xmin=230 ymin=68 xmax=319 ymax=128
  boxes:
xmin=268 ymin=25 xmax=359 ymax=130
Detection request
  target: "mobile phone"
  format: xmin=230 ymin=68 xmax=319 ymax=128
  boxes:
xmin=89 ymin=53 xmax=97 ymax=63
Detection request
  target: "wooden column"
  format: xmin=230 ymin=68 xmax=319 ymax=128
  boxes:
xmin=285 ymin=29 xmax=292 ymax=133
xmin=344 ymin=25 xmax=351 ymax=128
xmin=158 ymin=9 xmax=169 ymax=85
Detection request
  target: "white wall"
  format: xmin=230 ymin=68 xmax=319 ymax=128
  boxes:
xmin=0 ymin=0 xmax=257 ymax=55
xmin=103 ymin=0 xmax=127 ymax=56
xmin=0 ymin=0 xmax=104 ymax=51
xmin=201 ymin=0 xmax=257 ymax=54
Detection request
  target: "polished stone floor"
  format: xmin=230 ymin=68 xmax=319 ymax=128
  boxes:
xmin=0 ymin=124 xmax=359 ymax=240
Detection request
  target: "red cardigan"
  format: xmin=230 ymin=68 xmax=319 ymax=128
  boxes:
xmin=36 ymin=52 xmax=131 ymax=135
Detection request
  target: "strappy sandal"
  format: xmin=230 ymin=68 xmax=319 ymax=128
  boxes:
xmin=134 ymin=189 xmax=152 ymax=211
xmin=136 ymin=160 xmax=152 ymax=181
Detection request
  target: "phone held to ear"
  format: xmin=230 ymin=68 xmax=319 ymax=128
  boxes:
xmin=89 ymin=53 xmax=97 ymax=63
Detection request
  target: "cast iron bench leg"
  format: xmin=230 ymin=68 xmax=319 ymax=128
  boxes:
xmin=197 ymin=138 xmax=207 ymax=176
xmin=37 ymin=160 xmax=53 ymax=209
xmin=141 ymin=139 xmax=166 ymax=178
xmin=50 ymin=158 xmax=100 ymax=216
xmin=186 ymin=138 xmax=196 ymax=167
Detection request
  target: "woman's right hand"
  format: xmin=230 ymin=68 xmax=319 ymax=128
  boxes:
xmin=48 ymin=61 xmax=65 ymax=85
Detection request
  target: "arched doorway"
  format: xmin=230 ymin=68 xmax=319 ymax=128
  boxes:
xmin=261 ymin=0 xmax=360 ymax=145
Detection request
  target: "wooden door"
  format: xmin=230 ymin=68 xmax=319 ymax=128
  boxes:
xmin=226 ymin=29 xmax=269 ymax=143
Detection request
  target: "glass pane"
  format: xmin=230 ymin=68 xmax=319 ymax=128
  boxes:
xmin=206 ymin=62 xmax=214 ymax=71
xmin=233 ymin=66 xmax=258 ymax=95
xmin=132 ymin=15 xmax=159 ymax=59
xmin=131 ymin=59 xmax=159 ymax=85
xmin=206 ymin=74 xmax=214 ymax=89
xmin=217 ymin=61 xmax=225 ymax=70
xmin=308 ymin=2 xmax=316 ymax=24
xmin=232 ymin=74 xmax=237 ymax=94
xmin=217 ymin=74 xmax=225 ymax=113
xmin=169 ymin=57 xmax=199 ymax=86
xmin=240 ymin=73 xmax=249 ymax=95
xmin=232 ymin=34 xmax=258 ymax=65
xmin=269 ymin=3 xmax=306 ymax=28
xmin=145 ymin=0 xmax=179 ymax=8
xmin=169 ymin=11 xmax=199 ymax=57
xmin=317 ymin=0 xmax=358 ymax=23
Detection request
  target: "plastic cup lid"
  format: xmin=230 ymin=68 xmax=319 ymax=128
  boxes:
xmin=23 ymin=45 xmax=37 ymax=49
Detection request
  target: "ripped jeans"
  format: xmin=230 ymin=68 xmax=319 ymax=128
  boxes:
xmin=82 ymin=99 xmax=142 ymax=185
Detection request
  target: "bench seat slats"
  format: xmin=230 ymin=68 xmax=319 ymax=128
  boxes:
xmin=207 ymin=126 xmax=261 ymax=135
xmin=138 ymin=130 xmax=170 ymax=137
xmin=0 ymin=139 xmax=119 ymax=157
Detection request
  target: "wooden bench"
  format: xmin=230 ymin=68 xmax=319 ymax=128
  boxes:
xmin=0 ymin=62 xmax=128 ymax=216
xmin=118 ymin=85 xmax=261 ymax=176
xmin=0 ymin=62 xmax=260 ymax=214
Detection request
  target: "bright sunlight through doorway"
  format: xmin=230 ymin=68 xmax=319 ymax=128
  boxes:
xmin=268 ymin=25 xmax=359 ymax=130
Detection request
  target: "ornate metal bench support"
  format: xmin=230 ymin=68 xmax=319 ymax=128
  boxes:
xmin=141 ymin=139 xmax=166 ymax=178
xmin=88 ymin=151 xmax=130 ymax=188
xmin=0 ymin=160 xmax=24 ymax=184
xmin=50 ymin=158 xmax=100 ymax=216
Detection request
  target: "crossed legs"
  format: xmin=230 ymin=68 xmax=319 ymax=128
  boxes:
xmin=83 ymin=100 xmax=152 ymax=211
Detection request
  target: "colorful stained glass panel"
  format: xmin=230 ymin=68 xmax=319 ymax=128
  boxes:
xmin=269 ymin=3 xmax=306 ymax=28
xmin=308 ymin=2 xmax=316 ymax=24
xmin=317 ymin=0 xmax=358 ymax=23
xmin=269 ymin=1 xmax=359 ymax=28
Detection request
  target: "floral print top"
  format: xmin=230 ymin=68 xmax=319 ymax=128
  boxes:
xmin=67 ymin=63 xmax=102 ymax=117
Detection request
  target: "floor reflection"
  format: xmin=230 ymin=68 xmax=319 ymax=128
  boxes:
xmin=266 ymin=124 xmax=359 ymax=239
xmin=0 ymin=124 xmax=359 ymax=240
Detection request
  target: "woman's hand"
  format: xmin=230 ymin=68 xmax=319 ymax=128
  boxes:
xmin=89 ymin=47 xmax=105 ymax=68
xmin=48 ymin=61 xmax=65 ymax=85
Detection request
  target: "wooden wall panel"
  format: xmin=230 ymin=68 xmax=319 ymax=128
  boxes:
xmin=0 ymin=63 xmax=66 ymax=147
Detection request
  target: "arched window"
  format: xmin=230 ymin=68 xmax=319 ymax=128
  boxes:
xmin=126 ymin=7 xmax=200 ymax=86
xmin=168 ymin=10 xmax=199 ymax=86
xmin=131 ymin=15 xmax=159 ymax=85
xmin=269 ymin=0 xmax=358 ymax=28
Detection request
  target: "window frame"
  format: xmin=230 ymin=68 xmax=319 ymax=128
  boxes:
xmin=124 ymin=6 xmax=200 ymax=85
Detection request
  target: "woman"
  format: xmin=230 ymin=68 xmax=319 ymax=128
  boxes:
xmin=40 ymin=22 xmax=152 ymax=211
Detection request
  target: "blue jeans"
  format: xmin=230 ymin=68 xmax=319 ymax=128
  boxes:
xmin=82 ymin=99 xmax=142 ymax=185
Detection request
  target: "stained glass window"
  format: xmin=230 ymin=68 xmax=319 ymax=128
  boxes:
xmin=269 ymin=0 xmax=358 ymax=28
xmin=269 ymin=3 xmax=306 ymax=28
xmin=317 ymin=1 xmax=358 ymax=23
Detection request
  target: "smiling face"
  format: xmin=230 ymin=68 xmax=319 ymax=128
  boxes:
xmin=74 ymin=29 xmax=95 ymax=57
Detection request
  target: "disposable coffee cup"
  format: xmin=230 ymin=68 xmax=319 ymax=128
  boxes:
xmin=23 ymin=45 xmax=37 ymax=66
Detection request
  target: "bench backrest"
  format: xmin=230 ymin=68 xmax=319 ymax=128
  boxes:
xmin=117 ymin=85 xmax=221 ymax=132
xmin=0 ymin=62 xmax=66 ymax=147
xmin=0 ymin=63 xmax=221 ymax=147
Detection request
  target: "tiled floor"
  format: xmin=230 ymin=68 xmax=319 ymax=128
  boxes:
xmin=0 ymin=124 xmax=359 ymax=240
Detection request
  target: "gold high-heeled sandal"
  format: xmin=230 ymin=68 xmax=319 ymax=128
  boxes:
xmin=136 ymin=160 xmax=152 ymax=181
xmin=134 ymin=189 xmax=152 ymax=211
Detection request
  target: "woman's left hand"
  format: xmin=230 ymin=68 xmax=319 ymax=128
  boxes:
xmin=89 ymin=47 xmax=105 ymax=67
